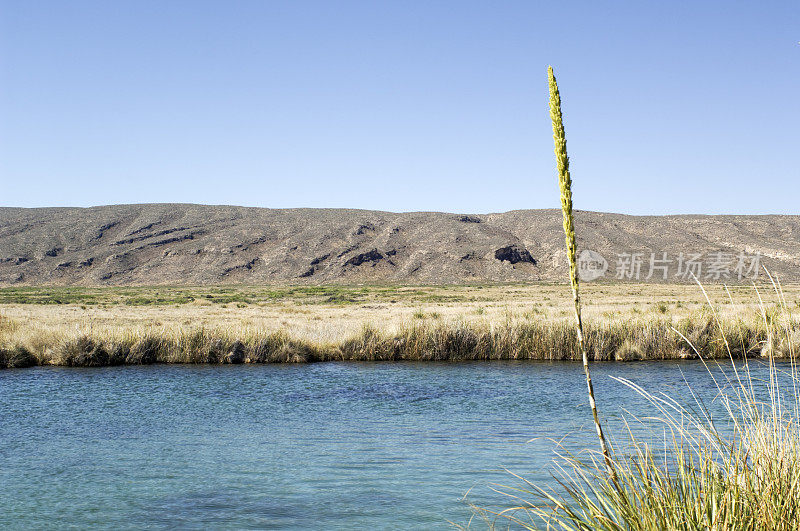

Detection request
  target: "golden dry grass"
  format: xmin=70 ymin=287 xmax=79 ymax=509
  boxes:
xmin=1 ymin=283 xmax=798 ymax=368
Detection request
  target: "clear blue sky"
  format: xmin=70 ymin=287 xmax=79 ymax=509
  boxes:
xmin=1 ymin=1 xmax=797 ymax=214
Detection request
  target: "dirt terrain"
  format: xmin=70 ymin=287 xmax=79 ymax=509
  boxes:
xmin=0 ymin=204 xmax=798 ymax=285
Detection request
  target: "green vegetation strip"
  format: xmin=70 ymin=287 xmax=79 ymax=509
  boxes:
xmin=0 ymin=285 xmax=494 ymax=306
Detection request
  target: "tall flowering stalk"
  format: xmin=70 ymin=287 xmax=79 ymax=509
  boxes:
xmin=547 ymin=66 xmax=615 ymax=479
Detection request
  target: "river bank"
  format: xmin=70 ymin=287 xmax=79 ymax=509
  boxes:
xmin=1 ymin=283 xmax=797 ymax=368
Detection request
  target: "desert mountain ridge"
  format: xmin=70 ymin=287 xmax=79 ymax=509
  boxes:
xmin=1 ymin=204 xmax=798 ymax=285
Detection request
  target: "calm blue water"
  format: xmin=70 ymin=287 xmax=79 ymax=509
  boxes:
xmin=0 ymin=361 xmax=746 ymax=529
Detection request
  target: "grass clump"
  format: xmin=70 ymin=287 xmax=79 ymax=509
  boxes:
xmin=480 ymin=288 xmax=800 ymax=530
xmin=59 ymin=336 xmax=110 ymax=367
xmin=0 ymin=345 xmax=36 ymax=369
xmin=249 ymin=331 xmax=322 ymax=363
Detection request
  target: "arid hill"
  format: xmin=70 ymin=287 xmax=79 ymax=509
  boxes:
xmin=0 ymin=204 xmax=798 ymax=285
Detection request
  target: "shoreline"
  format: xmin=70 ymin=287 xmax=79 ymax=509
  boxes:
xmin=2 ymin=283 xmax=796 ymax=369
xmin=1 ymin=314 xmax=792 ymax=369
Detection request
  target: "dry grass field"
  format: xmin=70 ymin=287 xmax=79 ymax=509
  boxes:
xmin=0 ymin=282 xmax=796 ymax=340
xmin=1 ymin=282 xmax=798 ymax=367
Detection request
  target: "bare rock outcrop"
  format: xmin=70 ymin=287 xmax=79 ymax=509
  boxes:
xmin=494 ymin=244 xmax=536 ymax=265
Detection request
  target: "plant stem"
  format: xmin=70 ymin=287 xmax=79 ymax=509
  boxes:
xmin=547 ymin=65 xmax=615 ymax=480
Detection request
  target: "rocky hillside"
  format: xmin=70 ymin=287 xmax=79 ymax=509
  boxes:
xmin=0 ymin=204 xmax=798 ymax=285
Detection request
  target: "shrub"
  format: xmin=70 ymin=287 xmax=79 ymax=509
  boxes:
xmin=0 ymin=345 xmax=37 ymax=369
xmin=60 ymin=336 xmax=109 ymax=367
